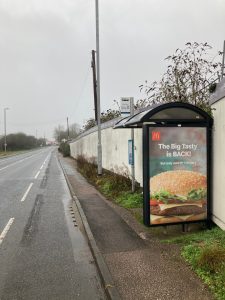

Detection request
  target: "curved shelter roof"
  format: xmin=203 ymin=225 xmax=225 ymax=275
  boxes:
xmin=114 ymin=102 xmax=213 ymax=129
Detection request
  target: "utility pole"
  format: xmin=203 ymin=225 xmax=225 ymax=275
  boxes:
xmin=4 ymin=108 xmax=9 ymax=152
xmin=130 ymin=98 xmax=135 ymax=192
xmin=67 ymin=117 xmax=70 ymax=141
xmin=95 ymin=0 xmax=102 ymax=175
xmin=221 ymin=40 xmax=225 ymax=79
xmin=91 ymin=50 xmax=98 ymax=121
xmin=36 ymin=129 xmax=38 ymax=147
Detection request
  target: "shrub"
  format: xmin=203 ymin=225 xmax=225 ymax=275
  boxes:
xmin=197 ymin=244 xmax=225 ymax=273
xmin=115 ymin=192 xmax=143 ymax=208
xmin=76 ymin=155 xmax=97 ymax=181
xmin=59 ymin=142 xmax=70 ymax=157
xmin=75 ymin=155 xmax=142 ymax=209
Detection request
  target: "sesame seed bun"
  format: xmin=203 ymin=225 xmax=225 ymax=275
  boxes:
xmin=150 ymin=215 xmax=183 ymax=225
xmin=150 ymin=170 xmax=206 ymax=196
xmin=150 ymin=212 xmax=207 ymax=225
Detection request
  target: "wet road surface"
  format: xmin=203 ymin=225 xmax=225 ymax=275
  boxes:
xmin=0 ymin=148 xmax=106 ymax=300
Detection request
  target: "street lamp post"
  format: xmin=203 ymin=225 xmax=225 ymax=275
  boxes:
xmin=4 ymin=108 xmax=9 ymax=152
xmin=95 ymin=0 xmax=102 ymax=175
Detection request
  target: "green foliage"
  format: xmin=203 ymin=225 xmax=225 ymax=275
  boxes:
xmin=164 ymin=226 xmax=225 ymax=245
xmin=59 ymin=142 xmax=70 ymax=157
xmin=54 ymin=123 xmax=80 ymax=143
xmin=139 ymin=42 xmax=222 ymax=113
xmin=76 ymin=155 xmax=142 ymax=209
xmin=0 ymin=132 xmax=42 ymax=151
xmin=115 ymin=192 xmax=143 ymax=209
xmin=82 ymin=118 xmax=96 ymax=131
xmin=182 ymin=243 xmax=225 ymax=300
xmin=83 ymin=109 xmax=121 ymax=131
xmin=209 ymin=82 xmax=217 ymax=93
xmin=76 ymin=155 xmax=97 ymax=181
xmin=0 ymin=150 xmax=28 ymax=157
xmin=164 ymin=226 xmax=225 ymax=300
xmin=197 ymin=244 xmax=225 ymax=273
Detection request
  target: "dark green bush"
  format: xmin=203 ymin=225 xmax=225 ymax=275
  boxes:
xmin=76 ymin=155 xmax=142 ymax=209
xmin=197 ymin=244 xmax=225 ymax=273
xmin=59 ymin=142 xmax=70 ymax=157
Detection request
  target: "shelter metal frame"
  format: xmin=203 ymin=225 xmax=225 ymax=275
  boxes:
xmin=114 ymin=102 xmax=213 ymax=227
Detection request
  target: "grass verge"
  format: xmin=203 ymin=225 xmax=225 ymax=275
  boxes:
xmin=76 ymin=155 xmax=143 ymax=211
xmin=164 ymin=226 xmax=225 ymax=300
xmin=0 ymin=150 xmax=28 ymax=158
xmin=75 ymin=155 xmax=225 ymax=300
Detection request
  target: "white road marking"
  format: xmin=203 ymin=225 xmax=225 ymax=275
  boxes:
xmin=34 ymin=170 xmax=40 ymax=179
xmin=43 ymin=156 xmax=49 ymax=165
xmin=21 ymin=183 xmax=34 ymax=202
xmin=0 ymin=154 xmax=36 ymax=172
xmin=0 ymin=218 xmax=15 ymax=245
xmin=39 ymin=153 xmax=50 ymax=170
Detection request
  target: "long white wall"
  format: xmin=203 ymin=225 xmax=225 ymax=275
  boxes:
xmin=211 ymin=97 xmax=225 ymax=230
xmin=70 ymin=123 xmax=143 ymax=185
xmin=70 ymin=93 xmax=225 ymax=230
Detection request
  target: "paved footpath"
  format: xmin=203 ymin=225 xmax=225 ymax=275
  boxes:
xmin=59 ymin=155 xmax=213 ymax=300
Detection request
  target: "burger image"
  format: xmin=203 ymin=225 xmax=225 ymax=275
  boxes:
xmin=150 ymin=170 xmax=207 ymax=224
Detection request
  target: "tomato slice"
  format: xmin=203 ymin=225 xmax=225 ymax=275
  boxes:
xmin=150 ymin=199 xmax=163 ymax=206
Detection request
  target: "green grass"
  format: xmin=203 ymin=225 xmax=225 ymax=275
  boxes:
xmin=75 ymin=155 xmax=225 ymax=300
xmin=115 ymin=191 xmax=143 ymax=209
xmin=76 ymin=155 xmax=142 ymax=210
xmin=0 ymin=150 xmax=26 ymax=157
xmin=164 ymin=226 xmax=225 ymax=300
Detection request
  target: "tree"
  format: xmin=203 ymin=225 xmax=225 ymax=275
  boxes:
xmin=0 ymin=132 xmax=41 ymax=151
xmin=53 ymin=123 xmax=80 ymax=143
xmin=139 ymin=42 xmax=222 ymax=113
xmin=83 ymin=109 xmax=121 ymax=131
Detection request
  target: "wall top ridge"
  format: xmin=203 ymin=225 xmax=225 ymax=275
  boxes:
xmin=210 ymin=78 xmax=225 ymax=105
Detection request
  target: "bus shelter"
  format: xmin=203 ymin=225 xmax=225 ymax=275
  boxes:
xmin=114 ymin=102 xmax=213 ymax=227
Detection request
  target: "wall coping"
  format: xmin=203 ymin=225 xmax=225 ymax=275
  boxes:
xmin=209 ymin=78 xmax=225 ymax=105
xmin=70 ymin=106 xmax=151 ymax=143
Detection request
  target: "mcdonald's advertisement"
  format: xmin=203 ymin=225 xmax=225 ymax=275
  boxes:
xmin=149 ymin=127 xmax=207 ymax=225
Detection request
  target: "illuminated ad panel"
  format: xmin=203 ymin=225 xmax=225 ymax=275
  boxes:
xmin=149 ymin=127 xmax=207 ymax=225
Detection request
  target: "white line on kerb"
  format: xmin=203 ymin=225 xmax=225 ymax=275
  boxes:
xmin=34 ymin=170 xmax=40 ymax=179
xmin=21 ymin=183 xmax=34 ymax=202
xmin=0 ymin=218 xmax=15 ymax=245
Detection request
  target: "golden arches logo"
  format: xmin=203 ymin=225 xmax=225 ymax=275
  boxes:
xmin=152 ymin=131 xmax=160 ymax=141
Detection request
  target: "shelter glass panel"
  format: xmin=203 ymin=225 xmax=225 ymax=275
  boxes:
xmin=151 ymin=108 xmax=204 ymax=120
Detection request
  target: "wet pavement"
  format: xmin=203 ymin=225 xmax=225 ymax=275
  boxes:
xmin=60 ymin=155 xmax=214 ymax=300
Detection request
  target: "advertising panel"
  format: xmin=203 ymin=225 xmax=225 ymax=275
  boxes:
xmin=149 ymin=127 xmax=207 ymax=225
xmin=128 ymin=140 xmax=134 ymax=165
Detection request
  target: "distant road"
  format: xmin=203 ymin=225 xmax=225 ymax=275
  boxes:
xmin=0 ymin=147 xmax=105 ymax=299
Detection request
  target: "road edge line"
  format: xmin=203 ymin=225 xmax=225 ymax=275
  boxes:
xmin=0 ymin=217 xmax=15 ymax=245
xmin=57 ymin=155 xmax=121 ymax=300
xmin=21 ymin=183 xmax=34 ymax=202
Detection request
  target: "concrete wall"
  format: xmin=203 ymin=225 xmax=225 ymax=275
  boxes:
xmin=70 ymin=87 xmax=225 ymax=230
xmin=70 ymin=122 xmax=143 ymax=185
xmin=210 ymin=79 xmax=225 ymax=230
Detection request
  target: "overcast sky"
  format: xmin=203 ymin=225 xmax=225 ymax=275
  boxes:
xmin=0 ymin=0 xmax=224 ymax=139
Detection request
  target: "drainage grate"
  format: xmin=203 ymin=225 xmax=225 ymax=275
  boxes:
xmin=69 ymin=206 xmax=78 ymax=227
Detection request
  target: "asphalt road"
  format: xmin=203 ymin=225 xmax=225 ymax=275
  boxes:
xmin=0 ymin=148 xmax=106 ymax=300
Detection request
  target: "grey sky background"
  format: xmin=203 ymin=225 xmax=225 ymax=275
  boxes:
xmin=0 ymin=0 xmax=224 ymax=139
